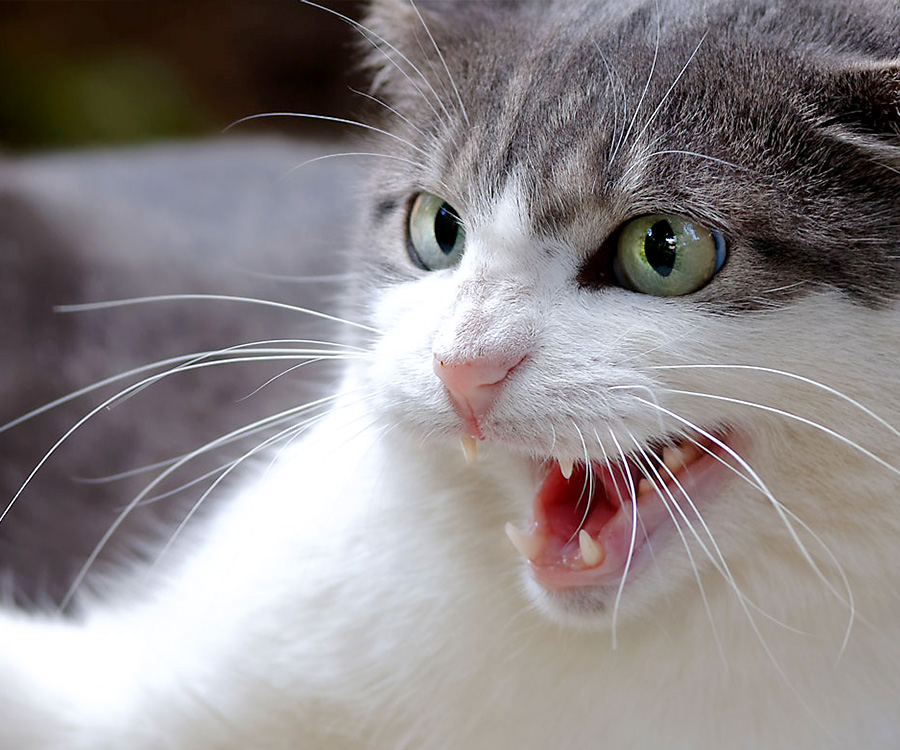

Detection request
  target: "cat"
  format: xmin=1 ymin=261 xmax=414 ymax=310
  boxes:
xmin=1 ymin=0 xmax=900 ymax=747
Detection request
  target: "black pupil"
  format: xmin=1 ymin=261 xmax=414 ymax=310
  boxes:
xmin=644 ymin=220 xmax=677 ymax=277
xmin=434 ymin=203 xmax=460 ymax=255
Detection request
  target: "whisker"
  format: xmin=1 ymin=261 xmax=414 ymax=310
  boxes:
xmin=608 ymin=0 xmax=661 ymax=168
xmin=569 ymin=421 xmax=594 ymax=544
xmin=283 ymin=152 xmax=448 ymax=192
xmin=299 ymin=0 xmax=451 ymax=126
xmin=349 ymin=87 xmax=430 ymax=139
xmin=632 ymin=31 xmax=709 ymax=148
xmin=2 ymin=353 xmax=356 ymax=525
xmin=641 ymin=149 xmax=754 ymax=173
xmin=408 ymin=0 xmax=470 ymax=126
xmin=150 ymin=410 xmax=337 ymax=568
xmin=224 ymin=112 xmax=429 ymax=158
xmin=648 ymin=439 xmax=810 ymax=636
xmin=629 ymin=396 xmax=856 ymax=654
xmin=646 ymin=363 xmax=900 ymax=441
xmin=656 ymin=387 xmax=900 ymax=481
xmin=606 ymin=426 xmax=639 ymax=650
xmin=59 ymin=387 xmax=370 ymax=611
xmin=55 ymin=294 xmax=382 ymax=334
xmin=627 ymin=431 xmax=728 ymax=668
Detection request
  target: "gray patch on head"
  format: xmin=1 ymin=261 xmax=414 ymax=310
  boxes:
xmin=362 ymin=0 xmax=900 ymax=310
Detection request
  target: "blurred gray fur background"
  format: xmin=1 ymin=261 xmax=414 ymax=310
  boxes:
xmin=0 ymin=2 xmax=368 ymax=608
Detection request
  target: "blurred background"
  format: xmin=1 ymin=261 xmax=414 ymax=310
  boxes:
xmin=0 ymin=0 xmax=366 ymax=152
xmin=0 ymin=1 xmax=375 ymax=606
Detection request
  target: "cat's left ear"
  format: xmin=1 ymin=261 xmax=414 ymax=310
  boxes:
xmin=818 ymin=60 xmax=900 ymax=142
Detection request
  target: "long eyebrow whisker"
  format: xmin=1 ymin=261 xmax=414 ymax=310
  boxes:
xmin=298 ymin=0 xmax=452 ymax=126
xmin=224 ymin=112 xmax=429 ymax=158
xmin=348 ymin=87 xmax=431 ymax=139
xmin=408 ymin=0 xmax=470 ymax=126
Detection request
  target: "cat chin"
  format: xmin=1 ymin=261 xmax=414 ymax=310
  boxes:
xmin=523 ymin=579 xmax=616 ymax=630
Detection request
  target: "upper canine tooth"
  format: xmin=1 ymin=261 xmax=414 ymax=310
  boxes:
xmin=662 ymin=446 xmax=686 ymax=471
xmin=460 ymin=435 xmax=478 ymax=465
xmin=578 ymin=530 xmax=605 ymax=568
xmin=558 ymin=457 xmax=575 ymax=479
xmin=505 ymin=523 xmax=542 ymax=560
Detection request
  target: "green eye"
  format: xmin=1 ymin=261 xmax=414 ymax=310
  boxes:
xmin=407 ymin=192 xmax=466 ymax=271
xmin=613 ymin=214 xmax=726 ymax=296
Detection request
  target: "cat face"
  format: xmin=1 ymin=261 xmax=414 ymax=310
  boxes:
xmin=356 ymin=0 xmax=900 ymax=626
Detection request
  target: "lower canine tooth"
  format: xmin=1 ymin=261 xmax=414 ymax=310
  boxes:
xmin=460 ymin=435 xmax=478 ymax=465
xmin=558 ymin=457 xmax=574 ymax=479
xmin=578 ymin=530 xmax=605 ymax=568
xmin=505 ymin=523 xmax=542 ymax=560
xmin=637 ymin=478 xmax=653 ymax=496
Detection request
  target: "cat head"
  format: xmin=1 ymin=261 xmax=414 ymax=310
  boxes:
xmin=349 ymin=0 xmax=900 ymax=628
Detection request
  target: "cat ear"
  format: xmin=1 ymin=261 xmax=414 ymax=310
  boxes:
xmin=818 ymin=60 xmax=900 ymax=143
xmin=361 ymin=0 xmax=511 ymax=105
xmin=360 ymin=0 xmax=446 ymax=97
xmin=363 ymin=0 xmax=423 ymax=36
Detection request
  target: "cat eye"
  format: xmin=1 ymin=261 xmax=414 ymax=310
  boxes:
xmin=407 ymin=192 xmax=466 ymax=271
xmin=613 ymin=214 xmax=726 ymax=296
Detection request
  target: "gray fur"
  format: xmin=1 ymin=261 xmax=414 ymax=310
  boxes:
xmin=361 ymin=0 xmax=900 ymax=309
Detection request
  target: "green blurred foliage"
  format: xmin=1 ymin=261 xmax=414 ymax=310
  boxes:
xmin=0 ymin=50 xmax=212 ymax=149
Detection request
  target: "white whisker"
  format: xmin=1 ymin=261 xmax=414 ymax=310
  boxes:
xmin=299 ymin=0 xmax=451 ymax=126
xmin=629 ymin=396 xmax=856 ymax=657
xmin=349 ymin=87 xmax=431 ymax=139
xmin=59 ymin=387 xmax=371 ymax=611
xmin=633 ymin=31 xmax=708 ymax=147
xmin=609 ymin=0 xmax=661 ymax=168
xmin=627 ymin=432 xmax=728 ymax=668
xmin=55 ymin=294 xmax=382 ymax=334
xmin=408 ymin=0 xmax=470 ymax=126
xmin=647 ymin=363 xmax=900 ymax=441
xmin=606 ymin=426 xmax=639 ymax=650
xmin=224 ymin=112 xmax=429 ymax=158
xmin=658 ymin=387 xmax=900 ymax=481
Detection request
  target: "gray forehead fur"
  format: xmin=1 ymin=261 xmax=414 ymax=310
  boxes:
xmin=359 ymin=0 xmax=900 ymax=309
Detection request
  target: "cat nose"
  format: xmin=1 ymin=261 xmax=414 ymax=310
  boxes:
xmin=433 ymin=353 xmax=524 ymax=436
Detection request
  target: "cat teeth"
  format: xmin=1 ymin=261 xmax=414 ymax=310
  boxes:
xmin=558 ymin=457 xmax=575 ymax=479
xmin=637 ymin=478 xmax=653 ymax=496
xmin=578 ymin=530 xmax=605 ymax=568
xmin=460 ymin=435 xmax=478 ymax=465
xmin=662 ymin=446 xmax=686 ymax=471
xmin=505 ymin=523 xmax=542 ymax=560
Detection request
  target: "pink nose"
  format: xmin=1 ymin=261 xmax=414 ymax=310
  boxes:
xmin=433 ymin=353 xmax=524 ymax=437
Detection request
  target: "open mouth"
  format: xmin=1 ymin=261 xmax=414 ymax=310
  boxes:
xmin=505 ymin=430 xmax=734 ymax=590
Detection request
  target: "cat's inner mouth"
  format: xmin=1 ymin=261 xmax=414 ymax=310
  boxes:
xmin=505 ymin=431 xmax=732 ymax=590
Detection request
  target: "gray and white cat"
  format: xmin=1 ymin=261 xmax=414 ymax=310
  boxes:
xmin=2 ymin=0 xmax=900 ymax=747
